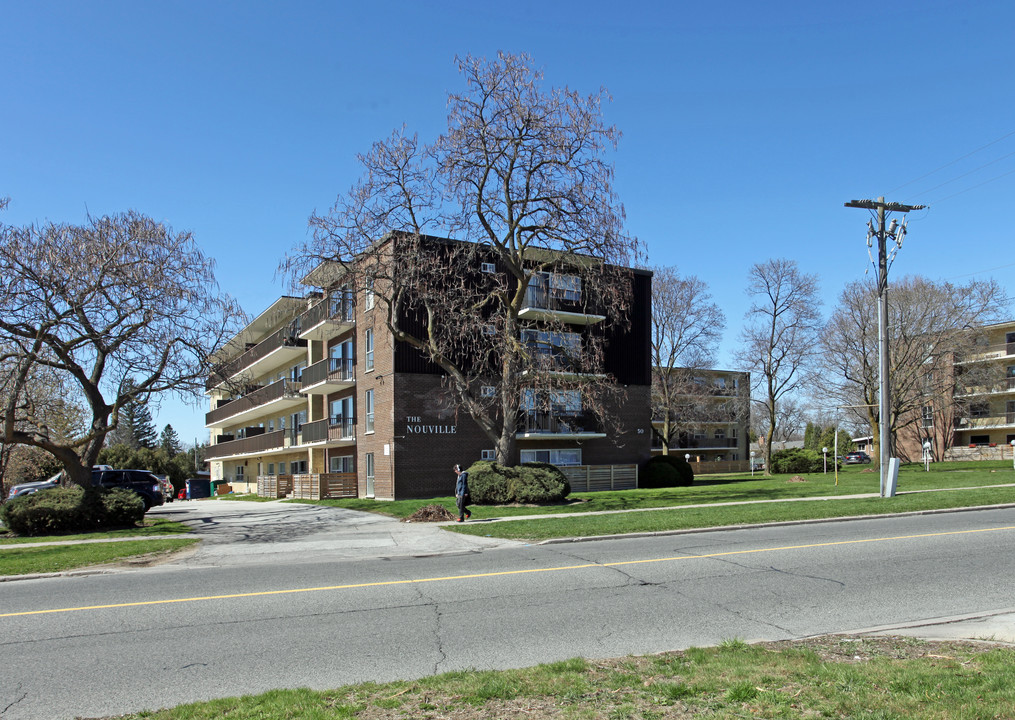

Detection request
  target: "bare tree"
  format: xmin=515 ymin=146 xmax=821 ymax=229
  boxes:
xmin=649 ymin=266 xmax=728 ymax=453
xmin=287 ymin=53 xmax=641 ymax=464
xmin=735 ymin=259 xmax=822 ymax=474
xmin=0 ymin=210 xmax=243 ymax=488
xmin=819 ymin=275 xmax=1008 ymax=462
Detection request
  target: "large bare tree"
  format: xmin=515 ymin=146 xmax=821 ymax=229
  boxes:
xmin=0 ymin=210 xmax=243 ymax=488
xmin=287 ymin=53 xmax=640 ymax=464
xmin=649 ymin=266 xmax=729 ymax=453
xmin=735 ymin=259 xmax=822 ymax=474
xmin=819 ymin=275 xmax=1008 ymax=462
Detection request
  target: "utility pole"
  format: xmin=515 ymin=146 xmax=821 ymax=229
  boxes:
xmin=844 ymin=197 xmax=926 ymax=497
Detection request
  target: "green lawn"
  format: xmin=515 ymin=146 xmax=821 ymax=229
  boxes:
xmin=100 ymin=636 xmax=1015 ymax=719
xmin=0 ymin=517 xmax=194 ymax=545
xmin=0 ymin=537 xmax=199 ymax=576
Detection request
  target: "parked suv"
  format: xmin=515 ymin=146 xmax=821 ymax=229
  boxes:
xmin=91 ymin=468 xmax=165 ymax=512
xmin=844 ymin=451 xmax=871 ymax=465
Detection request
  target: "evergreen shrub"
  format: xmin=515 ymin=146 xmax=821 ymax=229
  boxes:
xmin=465 ymin=461 xmax=570 ymax=504
xmin=770 ymin=448 xmax=825 ymax=474
xmin=1 ymin=485 xmax=144 ymax=536
xmin=641 ymin=454 xmax=695 ymax=488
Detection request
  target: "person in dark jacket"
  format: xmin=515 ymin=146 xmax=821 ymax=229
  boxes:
xmin=453 ymin=463 xmax=471 ymax=522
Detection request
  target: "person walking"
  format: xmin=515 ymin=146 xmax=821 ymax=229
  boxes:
xmin=453 ymin=463 xmax=471 ymax=522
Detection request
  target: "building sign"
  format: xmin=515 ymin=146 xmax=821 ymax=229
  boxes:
xmin=405 ymin=416 xmax=457 ymax=435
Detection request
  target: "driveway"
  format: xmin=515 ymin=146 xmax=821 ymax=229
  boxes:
xmin=150 ymin=498 xmax=516 ymax=567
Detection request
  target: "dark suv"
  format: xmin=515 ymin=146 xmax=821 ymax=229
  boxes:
xmin=91 ymin=469 xmax=165 ymax=512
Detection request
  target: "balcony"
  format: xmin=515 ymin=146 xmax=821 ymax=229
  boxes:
xmin=516 ymin=413 xmax=606 ymax=440
xmin=207 ymin=326 xmax=307 ymax=389
xmin=299 ymin=295 xmax=355 ymax=341
xmin=521 ymin=351 xmax=606 ymax=381
xmin=653 ymin=438 xmax=741 ymax=451
xmin=300 ymin=416 xmax=357 ymax=447
xmin=954 ymin=377 xmax=1015 ymax=397
xmin=205 ymin=378 xmax=304 ymax=427
xmin=300 ymin=357 xmax=355 ymax=394
xmin=205 ymin=429 xmax=286 ymax=460
xmin=519 ymin=287 xmax=605 ymax=326
xmin=954 ymin=413 xmax=1015 ymax=430
xmin=956 ymin=342 xmax=1015 ymax=363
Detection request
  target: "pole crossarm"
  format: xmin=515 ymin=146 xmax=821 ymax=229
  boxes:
xmin=844 ymin=199 xmax=927 ymax=212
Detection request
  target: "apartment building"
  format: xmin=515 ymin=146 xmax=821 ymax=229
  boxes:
xmin=205 ymin=237 xmax=653 ymax=499
xmin=650 ymin=368 xmax=751 ymax=470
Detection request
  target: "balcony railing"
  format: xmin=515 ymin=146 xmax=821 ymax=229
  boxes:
xmin=954 ymin=412 xmax=1015 ymax=429
xmin=301 ymin=357 xmax=355 ymax=387
xmin=207 ymin=326 xmax=307 ymax=388
xmin=329 ymin=417 xmax=356 ymax=441
xmin=205 ymin=429 xmax=286 ymax=459
xmin=520 ymin=286 xmax=605 ymax=324
xmin=205 ymin=378 xmax=302 ymax=425
xmin=956 ymin=342 xmax=1015 ymax=363
xmin=300 ymin=295 xmax=355 ymax=334
xmin=518 ymin=412 xmax=599 ymax=435
xmin=300 ymin=417 xmax=330 ymax=444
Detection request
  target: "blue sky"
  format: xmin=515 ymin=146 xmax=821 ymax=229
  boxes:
xmin=3 ymin=0 xmax=1014 ymax=445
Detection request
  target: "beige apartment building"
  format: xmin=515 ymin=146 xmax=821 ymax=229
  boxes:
xmin=651 ymin=368 xmax=751 ymax=472
xmin=204 ymin=236 xmax=654 ymax=499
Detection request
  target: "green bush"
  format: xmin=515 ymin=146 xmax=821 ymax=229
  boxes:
xmin=512 ymin=463 xmax=571 ymax=503
xmin=0 ymin=485 xmax=144 ymax=536
xmin=770 ymin=448 xmax=825 ymax=474
xmin=465 ymin=461 xmax=570 ymax=504
xmin=467 ymin=461 xmax=513 ymax=504
xmin=642 ymin=454 xmax=694 ymax=488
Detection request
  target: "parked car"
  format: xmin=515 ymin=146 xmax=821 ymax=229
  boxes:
xmin=844 ymin=451 xmax=871 ymax=465
xmin=7 ymin=471 xmax=63 ymax=499
xmin=90 ymin=468 xmax=165 ymax=512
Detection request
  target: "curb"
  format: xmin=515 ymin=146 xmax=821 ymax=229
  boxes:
xmin=536 ymin=502 xmax=1015 ymax=544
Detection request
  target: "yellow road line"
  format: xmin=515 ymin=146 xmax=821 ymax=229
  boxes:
xmin=4 ymin=525 xmax=1013 ymax=619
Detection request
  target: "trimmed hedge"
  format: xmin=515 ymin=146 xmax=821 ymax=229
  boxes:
xmin=466 ymin=461 xmax=570 ymax=504
xmin=641 ymin=454 xmax=695 ymax=488
xmin=0 ymin=486 xmax=145 ymax=536
xmin=769 ymin=448 xmax=834 ymax=474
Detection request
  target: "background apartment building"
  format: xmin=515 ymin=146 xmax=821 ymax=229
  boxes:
xmin=651 ymin=368 xmax=751 ymax=472
xmin=205 ymin=239 xmax=653 ymax=499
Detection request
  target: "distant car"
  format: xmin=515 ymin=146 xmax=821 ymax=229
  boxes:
xmin=844 ymin=451 xmax=871 ymax=465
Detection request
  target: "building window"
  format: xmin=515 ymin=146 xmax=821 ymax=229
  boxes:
xmin=970 ymin=402 xmax=990 ymax=418
xmin=481 ymin=449 xmax=495 ymax=460
xmin=481 ymin=385 xmax=495 ymax=398
xmin=364 ymin=278 xmax=375 ymax=311
xmin=330 ymin=455 xmax=353 ymax=473
xmin=279 ymin=461 xmax=287 ymax=474
xmin=366 ymin=452 xmax=375 ymax=483
xmin=267 ymin=463 xmax=275 ymax=475
xmin=481 ymin=262 xmax=496 ymax=273
xmin=365 ymin=328 xmax=374 ymax=371
xmin=970 ymin=435 xmax=990 ymax=446
xmin=922 ymin=406 xmax=933 ymax=428
xmin=235 ymin=465 xmax=244 ymax=481
xmin=365 ymin=389 xmax=374 ymax=433
xmin=520 ymin=448 xmax=582 ymax=466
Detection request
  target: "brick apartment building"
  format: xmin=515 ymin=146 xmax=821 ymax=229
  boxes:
xmin=204 ymin=237 xmax=653 ymax=499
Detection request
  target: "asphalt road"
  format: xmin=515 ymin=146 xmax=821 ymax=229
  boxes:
xmin=2 ymin=501 xmax=1014 ymax=719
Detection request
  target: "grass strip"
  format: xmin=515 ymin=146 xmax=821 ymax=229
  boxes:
xmin=448 ymin=485 xmax=1015 ymax=541
xmin=99 ymin=636 xmax=1015 ymax=719
xmin=0 ymin=538 xmax=198 ymax=576
xmin=0 ymin=518 xmax=195 ymax=545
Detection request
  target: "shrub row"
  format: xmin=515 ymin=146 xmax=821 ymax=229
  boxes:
xmin=641 ymin=454 xmax=695 ymax=488
xmin=0 ymin=486 xmax=144 ymax=536
xmin=769 ymin=447 xmax=838 ymax=474
xmin=467 ymin=461 xmax=571 ymax=504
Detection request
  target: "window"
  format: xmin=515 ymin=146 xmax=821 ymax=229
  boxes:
xmin=714 ymin=428 xmax=726 ymax=440
xmin=365 ymin=389 xmax=374 ymax=433
xmin=364 ymin=328 xmax=374 ymax=371
xmin=922 ymin=405 xmax=934 ymax=428
xmin=366 ymin=452 xmax=375 ymax=483
xmin=970 ymin=435 xmax=990 ymax=446
xmin=481 ymin=449 xmax=495 ymax=460
xmin=279 ymin=461 xmax=287 ymax=474
xmin=267 ymin=463 xmax=275 ymax=475
xmin=520 ymin=448 xmax=582 ymax=466
xmin=235 ymin=466 xmax=244 ymax=480
xmin=481 ymin=385 xmax=495 ymax=398
xmin=330 ymin=455 xmax=353 ymax=473
xmin=364 ymin=278 xmax=375 ymax=311
xmin=296 ymin=460 xmax=308 ymax=473
xmin=481 ymin=262 xmax=496 ymax=273
xmin=970 ymin=402 xmax=990 ymax=418
xmin=528 ymin=271 xmax=581 ymax=302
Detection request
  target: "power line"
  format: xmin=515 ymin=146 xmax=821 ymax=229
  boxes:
xmin=909 ymin=148 xmax=1015 ymax=198
xmin=887 ymin=128 xmax=1015 ymax=195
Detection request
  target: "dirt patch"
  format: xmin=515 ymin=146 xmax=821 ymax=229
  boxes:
xmin=404 ymin=504 xmax=456 ymax=522
xmin=787 ymin=475 xmax=808 ymax=483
